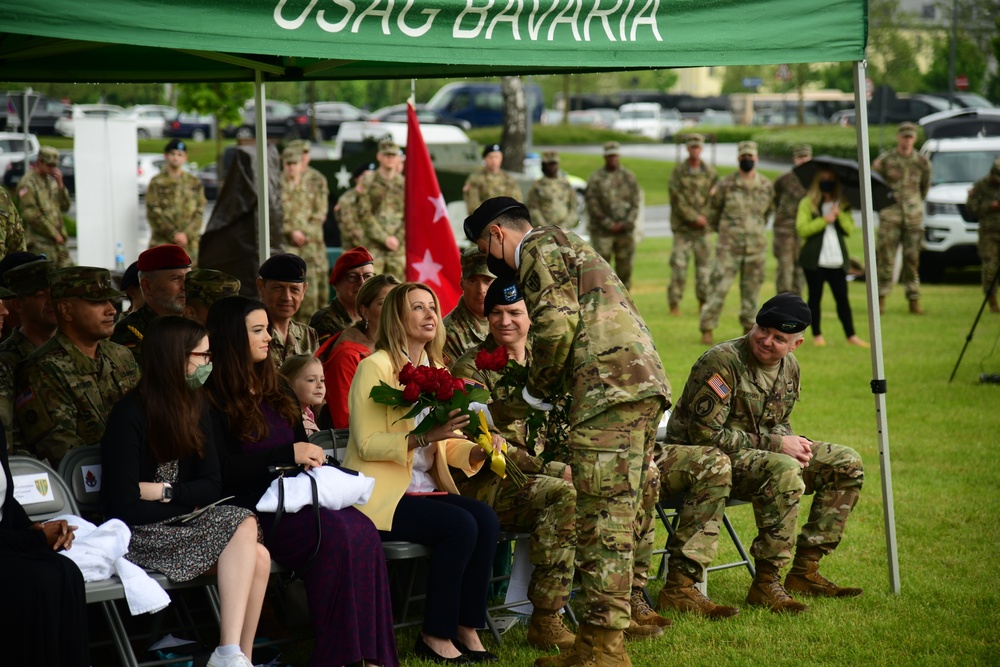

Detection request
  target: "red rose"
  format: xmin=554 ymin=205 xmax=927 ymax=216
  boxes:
xmin=402 ymin=383 xmax=421 ymax=403
xmin=475 ymin=348 xmax=494 ymax=371
xmin=399 ymin=362 xmax=416 ymax=384
xmin=435 ymin=384 xmax=455 ymax=401
xmin=493 ymin=346 xmax=509 ymax=368
xmin=452 ymin=377 xmax=468 ymax=393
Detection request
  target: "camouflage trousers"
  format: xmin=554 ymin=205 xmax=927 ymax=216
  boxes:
xmin=729 ymin=440 xmax=863 ymax=569
xmin=772 ymin=227 xmax=805 ymax=296
xmin=590 ymin=230 xmax=636 ymax=290
xmin=630 ymin=458 xmax=659 ymax=590
xmin=26 ymin=237 xmax=71 ymax=269
xmin=488 ymin=473 xmax=578 ymax=611
xmin=287 ymin=239 xmax=329 ymax=324
xmin=570 ymin=396 xmax=660 ymax=629
xmin=700 ymin=246 xmax=767 ymax=332
xmin=668 ymin=230 xmax=712 ymax=309
xmin=978 ymin=227 xmax=1000 ymax=295
xmin=876 ymin=218 xmax=922 ymax=300
xmin=370 ymin=248 xmax=406 ymax=282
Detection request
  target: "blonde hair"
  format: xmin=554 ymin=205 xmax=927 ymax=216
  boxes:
xmin=279 ymin=354 xmax=322 ymax=383
xmin=376 ymin=282 xmax=445 ymax=372
xmin=806 ymin=169 xmax=851 ymax=214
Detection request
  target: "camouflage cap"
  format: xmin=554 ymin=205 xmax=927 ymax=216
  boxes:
xmin=898 ymin=122 xmax=918 ymax=137
xmin=281 ymin=146 xmax=303 ymax=164
xmin=460 ymin=246 xmax=495 ymax=280
xmin=793 ymin=144 xmax=813 ymax=159
xmin=685 ymin=133 xmax=705 ymax=147
xmin=4 ymin=258 xmax=53 ymax=296
xmin=603 ymin=141 xmax=621 ymax=156
xmin=737 ymin=141 xmax=758 ymax=157
xmin=288 ymin=139 xmax=311 ymax=153
xmin=541 ymin=150 xmax=560 ymax=164
xmin=379 ymin=140 xmax=401 ymax=156
xmin=0 ymin=252 xmax=46 ymax=286
xmin=49 ymin=266 xmax=125 ymax=301
xmin=38 ymin=146 xmax=60 ymax=166
xmin=992 ymin=157 xmax=1000 ymax=178
xmin=185 ymin=269 xmax=241 ymax=306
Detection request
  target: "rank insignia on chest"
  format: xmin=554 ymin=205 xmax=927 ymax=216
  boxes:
xmin=707 ymin=373 xmax=731 ymax=400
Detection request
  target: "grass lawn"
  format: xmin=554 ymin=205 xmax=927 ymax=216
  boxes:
xmin=388 ymin=231 xmax=1000 ymax=667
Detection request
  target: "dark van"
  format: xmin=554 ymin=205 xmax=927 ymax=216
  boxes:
xmin=426 ymin=82 xmax=543 ymax=128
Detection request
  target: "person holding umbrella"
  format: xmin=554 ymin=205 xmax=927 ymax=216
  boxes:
xmin=795 ymin=168 xmax=869 ymax=348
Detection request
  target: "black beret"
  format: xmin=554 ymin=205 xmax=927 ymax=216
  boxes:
xmin=756 ymin=293 xmax=811 ymax=334
xmin=120 ymin=261 xmax=141 ymax=291
xmin=0 ymin=252 xmax=46 ymax=286
xmin=482 ymin=143 xmax=502 ymax=158
xmin=352 ymin=162 xmax=375 ymax=180
xmin=484 ymin=277 xmax=523 ymax=316
xmin=259 ymin=253 xmax=307 ymax=283
xmin=463 ymin=196 xmax=530 ymax=243
xmin=165 ymin=139 xmax=187 ymax=153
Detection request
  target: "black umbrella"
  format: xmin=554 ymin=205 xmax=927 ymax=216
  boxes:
xmin=793 ymin=155 xmax=895 ymax=212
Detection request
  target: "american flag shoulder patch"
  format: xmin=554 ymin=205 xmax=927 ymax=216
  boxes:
xmin=707 ymin=374 xmax=731 ymax=400
xmin=14 ymin=387 xmax=34 ymax=409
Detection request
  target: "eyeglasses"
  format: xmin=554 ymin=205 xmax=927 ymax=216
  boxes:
xmin=344 ymin=272 xmax=376 ymax=284
xmin=190 ymin=351 xmax=212 ymax=361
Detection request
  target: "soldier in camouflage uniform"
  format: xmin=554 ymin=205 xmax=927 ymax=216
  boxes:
xmin=526 ymin=151 xmax=579 ymax=229
xmin=357 ymin=141 xmax=406 ymax=279
xmin=443 ymin=247 xmax=494 ymax=366
xmin=15 ymin=266 xmax=140 ymax=467
xmin=280 ymin=146 xmax=327 ymax=321
xmin=467 ymin=197 xmax=670 ymax=667
xmin=336 ymin=162 xmax=374 ymax=251
xmin=965 ymin=157 xmax=1000 ymax=313
xmin=310 ymin=246 xmax=375 ymax=345
xmin=699 ymin=141 xmax=775 ymax=345
xmin=668 ymin=293 xmax=864 ymax=614
xmin=17 ymin=146 xmax=72 ymax=268
xmin=257 ymin=254 xmax=319 ymax=366
xmin=586 ymin=142 xmax=641 ymax=290
xmin=451 ymin=278 xmax=578 ymax=652
xmin=0 ymin=185 xmax=26 ymax=257
xmin=0 ymin=257 xmax=56 ymax=453
xmin=291 ymin=140 xmax=331 ymax=305
xmin=112 ymin=244 xmax=192 ymax=368
xmin=668 ymin=134 xmax=717 ymax=316
xmin=464 ymin=144 xmax=522 ymax=217
xmin=872 ymin=122 xmax=932 ymax=314
xmin=145 ymin=139 xmax=207 ymax=263
xmin=771 ymin=144 xmax=811 ymax=296
xmin=182 ymin=268 xmax=241 ymax=326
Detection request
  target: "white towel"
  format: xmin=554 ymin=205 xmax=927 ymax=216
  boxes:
xmin=256 ymin=466 xmax=376 ymax=514
xmin=56 ymin=514 xmax=170 ymax=616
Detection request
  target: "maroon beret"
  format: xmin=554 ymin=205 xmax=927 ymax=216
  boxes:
xmin=137 ymin=245 xmax=192 ymax=272
xmin=329 ymin=246 xmax=374 ymax=286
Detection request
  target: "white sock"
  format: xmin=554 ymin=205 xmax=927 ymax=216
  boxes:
xmin=214 ymin=644 xmax=241 ymax=657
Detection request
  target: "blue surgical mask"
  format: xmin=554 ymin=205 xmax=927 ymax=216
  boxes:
xmin=186 ymin=362 xmax=213 ymax=389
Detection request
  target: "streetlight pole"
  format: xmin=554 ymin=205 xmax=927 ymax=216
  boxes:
xmin=947 ymin=0 xmax=958 ymax=109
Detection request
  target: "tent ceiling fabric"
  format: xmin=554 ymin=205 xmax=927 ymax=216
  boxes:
xmin=0 ymin=0 xmax=866 ymax=82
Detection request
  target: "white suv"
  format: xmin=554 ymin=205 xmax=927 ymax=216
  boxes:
xmin=919 ymin=136 xmax=1000 ymax=282
xmin=612 ymin=103 xmax=683 ymax=141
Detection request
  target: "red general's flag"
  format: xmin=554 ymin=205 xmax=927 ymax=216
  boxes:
xmin=405 ymin=101 xmax=462 ymax=315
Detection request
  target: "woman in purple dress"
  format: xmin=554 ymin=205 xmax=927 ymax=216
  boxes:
xmin=205 ymin=296 xmax=398 ymax=667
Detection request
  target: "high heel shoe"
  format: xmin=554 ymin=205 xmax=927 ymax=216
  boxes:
xmin=414 ymin=636 xmax=471 ymax=664
xmin=453 ymin=640 xmax=499 ymax=664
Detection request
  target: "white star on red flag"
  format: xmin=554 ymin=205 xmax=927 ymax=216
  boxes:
xmin=428 ymin=193 xmax=448 ymax=223
xmin=412 ymin=248 xmax=444 ymax=285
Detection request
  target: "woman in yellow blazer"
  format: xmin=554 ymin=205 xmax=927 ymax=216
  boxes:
xmin=344 ymin=282 xmax=501 ymax=664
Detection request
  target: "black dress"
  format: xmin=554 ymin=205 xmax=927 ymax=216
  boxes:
xmin=0 ymin=432 xmax=89 ymax=667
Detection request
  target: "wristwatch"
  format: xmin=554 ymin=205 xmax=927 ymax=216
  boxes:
xmin=160 ymin=482 xmax=173 ymax=503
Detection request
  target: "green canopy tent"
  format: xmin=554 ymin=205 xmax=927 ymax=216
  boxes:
xmin=0 ymin=0 xmax=900 ymax=593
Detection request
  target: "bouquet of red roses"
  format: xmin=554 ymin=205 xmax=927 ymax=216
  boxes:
xmin=369 ymin=362 xmax=490 ymax=435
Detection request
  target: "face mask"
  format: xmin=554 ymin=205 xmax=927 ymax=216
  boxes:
xmin=186 ymin=362 xmax=213 ymax=389
xmin=819 ymin=180 xmax=836 ymax=193
xmin=486 ymin=234 xmax=517 ymax=280
xmin=738 ymin=158 xmax=755 ymax=173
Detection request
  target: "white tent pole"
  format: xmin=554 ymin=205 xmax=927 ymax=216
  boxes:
xmin=852 ymin=59 xmax=900 ymax=594
xmin=254 ymin=69 xmax=270 ymax=267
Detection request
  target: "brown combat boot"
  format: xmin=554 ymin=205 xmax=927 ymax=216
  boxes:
xmin=527 ymin=609 xmax=576 ymax=651
xmin=669 ymin=305 xmax=682 ymax=317
xmin=629 ymin=588 xmax=671 ymax=627
xmin=908 ymin=298 xmax=925 ymax=315
xmin=534 ymin=623 xmax=632 ymax=667
xmin=700 ymin=330 xmax=713 ymax=345
xmin=746 ymin=561 xmax=808 ymax=614
xmin=623 ymin=620 xmax=663 ymax=641
xmin=989 ymin=293 xmax=999 ymax=314
xmin=656 ymin=571 xmax=740 ymax=619
xmin=784 ymin=548 xmax=863 ymax=598
xmin=879 ymin=296 xmax=886 ymax=314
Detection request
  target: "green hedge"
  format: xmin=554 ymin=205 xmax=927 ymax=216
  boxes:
xmin=751 ymin=125 xmax=921 ymax=162
xmin=467 ymin=125 xmax=653 ymax=147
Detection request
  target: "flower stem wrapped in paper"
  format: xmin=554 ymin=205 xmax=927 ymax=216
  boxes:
xmin=471 ymin=410 xmax=527 ymax=487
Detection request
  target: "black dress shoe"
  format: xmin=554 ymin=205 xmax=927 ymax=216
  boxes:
xmin=414 ymin=636 xmax=472 ymax=664
xmin=453 ymin=640 xmax=499 ymax=664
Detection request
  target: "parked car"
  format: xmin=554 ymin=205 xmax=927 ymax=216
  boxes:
xmin=0 ymin=132 xmax=40 ymax=180
xmin=426 ymin=82 xmax=543 ymax=128
xmin=698 ymin=109 xmax=735 ymax=126
xmin=125 ymin=104 xmax=176 ymax=139
xmin=3 ymin=94 xmax=71 ymax=136
xmin=612 ymin=103 xmax=682 ymax=141
xmin=198 ymin=162 xmax=219 ymax=200
xmin=368 ymin=103 xmax=472 ymax=131
xmin=163 ymin=111 xmax=215 ymax=141
xmin=224 ymin=100 xmax=310 ymax=140
xmin=56 ymin=104 xmax=128 ymax=137
xmin=295 ymin=102 xmax=369 ymax=141
xmin=137 ymin=153 xmax=167 ymax=196
xmin=918 ymin=134 xmax=1000 ymax=281
xmin=3 ymin=149 xmax=75 ymax=195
